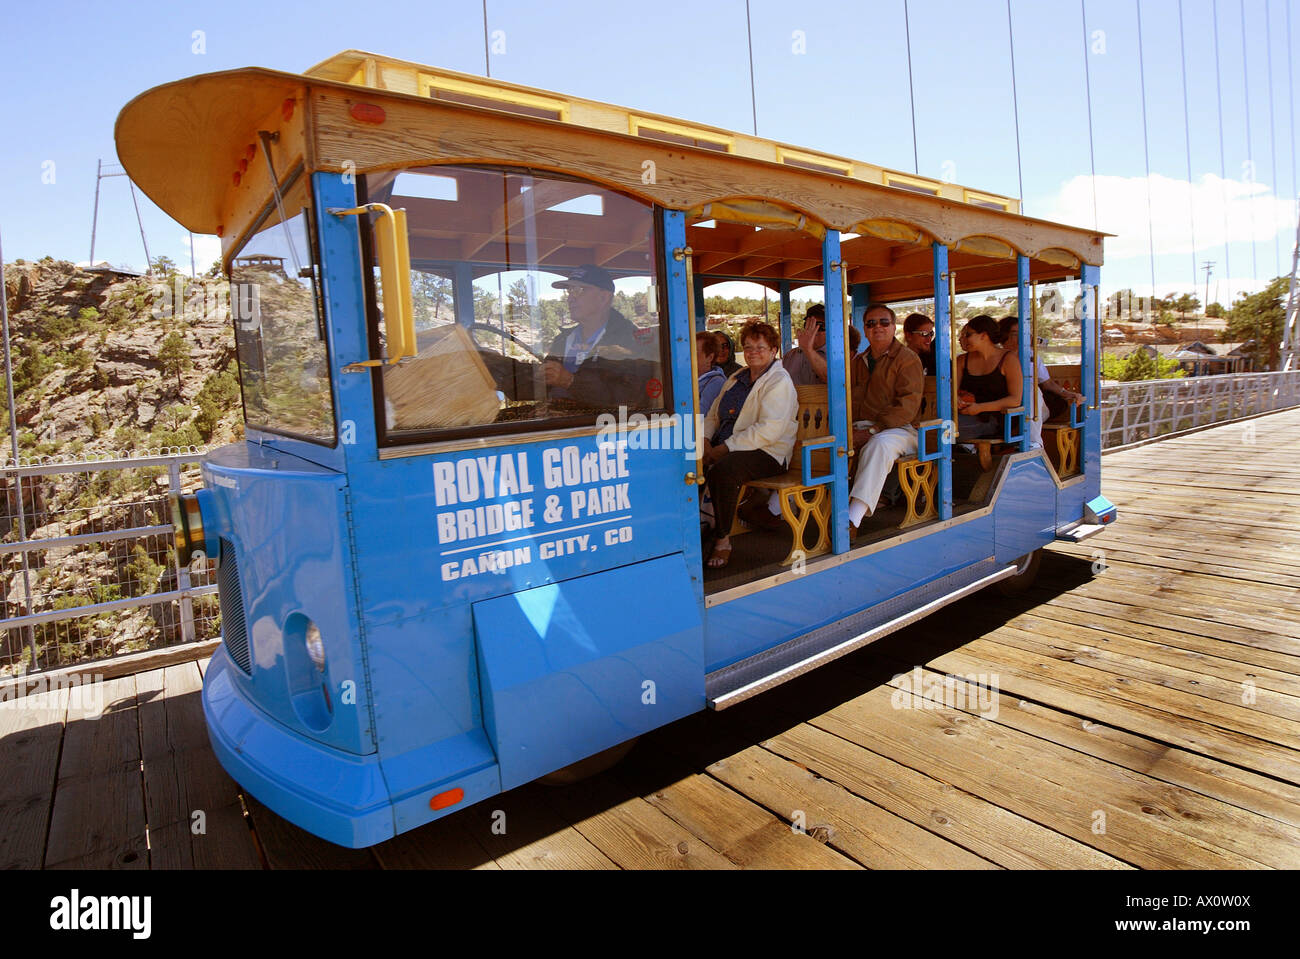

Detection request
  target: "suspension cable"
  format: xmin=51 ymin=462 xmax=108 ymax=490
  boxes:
xmin=1136 ymin=0 xmax=1157 ymax=310
xmin=1240 ymin=0 xmax=1258 ymax=288
xmin=1213 ymin=0 xmax=1233 ymax=306
xmin=904 ymin=0 xmax=919 ymax=174
xmin=1266 ymin=0 xmax=1280 ymax=277
xmin=1007 ymin=0 xmax=1025 ymax=210
xmin=745 ymin=0 xmax=758 ymax=136
xmin=1178 ymin=0 xmax=1198 ymax=301
xmin=1081 ymin=0 xmax=1099 ymax=231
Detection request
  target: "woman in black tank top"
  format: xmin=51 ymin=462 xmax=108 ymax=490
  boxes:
xmin=957 ymin=315 xmax=1024 ymax=439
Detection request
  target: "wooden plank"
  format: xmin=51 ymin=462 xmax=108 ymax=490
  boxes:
xmin=136 ymin=662 xmax=248 ymax=870
xmin=987 ymin=610 xmax=1300 ymax=694
xmin=614 ymin=746 xmax=859 ymax=869
xmin=898 ymin=640 xmax=1300 ymax=783
xmin=45 ymin=675 xmax=149 ymax=869
xmin=0 ymin=686 xmax=66 ymax=869
xmin=960 ymin=623 xmax=1300 ymax=723
xmin=448 ymin=784 xmax=618 ymax=870
xmin=854 ymin=644 xmax=1300 ymax=830
xmin=243 ymin=795 xmax=381 ymax=869
xmin=56 ymin=674 xmax=140 ymax=777
xmin=644 ymin=707 xmax=998 ymax=868
xmin=539 ymin=773 xmax=740 ymax=870
xmin=813 ymin=684 xmax=1281 ymax=868
xmin=371 ymin=812 xmax=501 ymax=870
xmin=148 ymin=803 xmax=263 ymax=869
xmin=982 ymin=597 xmax=1300 ymax=670
xmin=704 ymin=743 xmax=1000 ymax=869
xmin=45 ymin=770 xmax=149 ymax=869
xmin=0 ymin=640 xmax=221 ymax=702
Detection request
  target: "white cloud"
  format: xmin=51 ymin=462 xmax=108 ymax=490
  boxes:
xmin=1037 ymin=173 xmax=1296 ymax=260
xmin=173 ymin=232 xmax=222 ymax=273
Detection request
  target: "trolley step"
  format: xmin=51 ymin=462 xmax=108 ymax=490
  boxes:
xmin=705 ymin=558 xmax=1020 ymax=710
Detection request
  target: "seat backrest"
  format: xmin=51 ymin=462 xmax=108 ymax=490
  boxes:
xmin=921 ymin=376 xmax=938 ymax=421
xmin=794 ymin=384 xmax=830 ymax=442
xmin=1046 ymin=364 xmax=1082 ymax=392
xmin=792 ymin=384 xmax=831 ymax=474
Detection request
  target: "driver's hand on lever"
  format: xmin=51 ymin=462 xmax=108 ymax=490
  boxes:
xmin=543 ymin=359 xmax=574 ymax=390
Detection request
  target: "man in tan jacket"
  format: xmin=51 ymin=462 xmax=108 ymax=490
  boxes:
xmin=848 ymin=303 xmax=925 ymax=528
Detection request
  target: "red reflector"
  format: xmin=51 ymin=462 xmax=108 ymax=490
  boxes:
xmin=429 ymin=788 xmax=464 ymax=811
xmin=216 ymin=224 xmax=224 ymax=238
xmin=282 ymin=98 xmax=295 ymax=121
xmin=232 ymin=171 xmax=241 ymax=186
xmin=350 ymin=102 xmax=386 ymax=124
xmin=238 ymin=158 xmax=248 ymax=174
xmin=246 ymin=144 xmax=256 ymax=162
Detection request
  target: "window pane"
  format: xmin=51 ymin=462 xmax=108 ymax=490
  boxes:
xmin=230 ymin=205 xmax=334 ymax=442
xmin=368 ymin=166 xmax=666 ymax=439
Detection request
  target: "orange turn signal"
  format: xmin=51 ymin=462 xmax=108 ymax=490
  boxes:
xmin=429 ymin=788 xmax=464 ymax=811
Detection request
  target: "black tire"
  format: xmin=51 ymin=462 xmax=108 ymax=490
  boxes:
xmin=995 ymin=548 xmax=1042 ymax=596
xmin=537 ymin=738 xmax=640 ymax=786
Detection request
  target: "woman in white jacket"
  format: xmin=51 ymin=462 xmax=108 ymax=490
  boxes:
xmin=699 ymin=320 xmax=798 ymax=568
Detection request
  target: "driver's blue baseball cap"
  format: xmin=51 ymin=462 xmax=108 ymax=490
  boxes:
xmin=553 ymin=264 xmax=615 ymax=292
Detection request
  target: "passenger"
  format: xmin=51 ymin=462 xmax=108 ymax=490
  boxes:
xmin=696 ymin=331 xmax=726 ymax=415
xmin=847 ymin=303 xmax=925 ymax=529
xmin=903 ymin=313 xmax=937 ymax=375
xmin=743 ymin=322 xmax=860 ymax=531
xmin=956 ymin=314 xmax=1024 ymax=439
xmin=700 ymin=320 xmax=798 ymax=568
xmin=783 ymin=304 xmax=828 ymax=385
xmin=996 ymin=316 xmax=1084 ymax=427
xmin=715 ymin=331 xmax=742 ymax=376
xmin=482 ymin=263 xmax=655 ymax=409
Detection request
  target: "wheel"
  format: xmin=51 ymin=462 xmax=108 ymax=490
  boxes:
xmin=467 ymin=322 xmax=544 ymax=360
xmin=995 ymin=548 xmax=1042 ymax=596
xmin=537 ymin=738 xmax=640 ymax=786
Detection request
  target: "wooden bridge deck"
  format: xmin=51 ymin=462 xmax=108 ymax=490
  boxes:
xmin=3 ymin=410 xmax=1298 ymax=869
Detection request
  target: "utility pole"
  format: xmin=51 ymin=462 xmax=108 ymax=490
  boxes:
xmin=1201 ymin=260 xmax=1214 ymax=317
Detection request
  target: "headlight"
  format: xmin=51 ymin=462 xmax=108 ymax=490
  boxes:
xmin=170 ymin=493 xmax=206 ymax=565
xmin=304 ymin=622 xmax=326 ymax=672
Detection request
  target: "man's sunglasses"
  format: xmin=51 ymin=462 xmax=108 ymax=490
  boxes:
xmin=914 ymin=330 xmax=935 ymax=339
xmin=864 ymin=318 xmax=894 ymax=329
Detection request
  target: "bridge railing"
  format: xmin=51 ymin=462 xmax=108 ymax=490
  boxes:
xmin=0 ymin=450 xmax=218 ymax=677
xmin=1099 ymin=370 xmax=1300 ymax=448
xmin=3 ymin=371 xmax=1298 ymax=676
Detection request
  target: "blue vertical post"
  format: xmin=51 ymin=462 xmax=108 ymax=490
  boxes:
xmin=779 ymin=281 xmax=792 ymax=354
xmin=692 ymin=274 xmax=707 ymax=332
xmin=823 ymin=232 xmax=851 ymax=554
xmin=313 ymin=172 xmax=375 ymax=471
xmin=1017 ymin=254 xmax=1032 ymax=452
xmin=452 ymin=262 xmax=475 ymax=327
xmin=663 ymin=211 xmax=705 ymax=594
xmin=1080 ymin=263 xmax=1102 ymax=490
xmin=850 ymin=282 xmax=871 ymax=348
xmin=933 ymin=243 xmax=953 ymax=520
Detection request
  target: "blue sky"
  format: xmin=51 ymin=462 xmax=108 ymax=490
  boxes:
xmin=1 ymin=0 xmax=1296 ymax=306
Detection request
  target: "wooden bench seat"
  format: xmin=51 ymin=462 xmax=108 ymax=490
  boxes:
xmin=730 ymin=384 xmax=840 ymax=565
xmin=889 ymin=377 xmax=940 ymax=528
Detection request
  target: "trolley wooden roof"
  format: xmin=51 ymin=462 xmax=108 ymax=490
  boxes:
xmin=115 ymin=50 xmax=1106 ymax=296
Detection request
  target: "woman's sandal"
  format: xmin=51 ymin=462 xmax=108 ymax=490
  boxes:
xmin=707 ymin=542 xmax=733 ymax=568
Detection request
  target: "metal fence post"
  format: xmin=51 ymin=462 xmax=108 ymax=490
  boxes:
xmin=168 ymin=460 xmax=195 ymax=644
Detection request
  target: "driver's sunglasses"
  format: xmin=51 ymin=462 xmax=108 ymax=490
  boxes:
xmin=864 ymin=318 xmax=894 ymax=329
xmin=914 ymin=330 xmax=935 ymax=340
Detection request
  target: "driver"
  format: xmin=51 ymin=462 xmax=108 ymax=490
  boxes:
xmin=486 ymin=264 xmax=655 ymax=409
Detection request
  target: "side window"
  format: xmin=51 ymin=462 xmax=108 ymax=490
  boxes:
xmin=363 ymin=165 xmax=667 ymax=443
xmin=229 ymin=192 xmax=334 ymax=443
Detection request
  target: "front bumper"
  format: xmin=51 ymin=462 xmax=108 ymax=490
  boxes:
xmin=203 ymin=646 xmax=395 ymax=848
